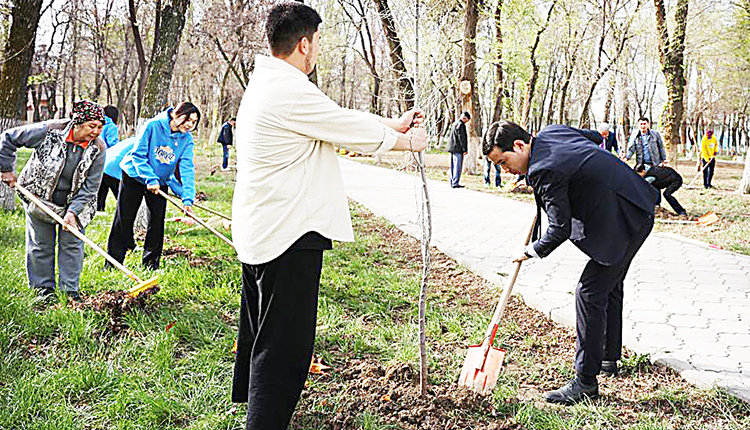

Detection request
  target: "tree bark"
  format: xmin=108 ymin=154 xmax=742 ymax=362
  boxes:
xmin=0 ymin=0 xmax=44 ymax=210
xmin=141 ymin=0 xmax=192 ymax=119
xmin=654 ymin=0 xmax=689 ymax=165
xmin=373 ymin=0 xmax=414 ymax=110
xmin=491 ymin=0 xmax=505 ymax=123
xmin=128 ymin=0 xmax=149 ymax=121
xmin=460 ymin=0 xmax=481 ymax=174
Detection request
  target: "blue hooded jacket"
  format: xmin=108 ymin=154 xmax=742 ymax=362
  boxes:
xmin=106 ymin=137 xmax=186 ymax=198
xmin=101 ymin=116 xmax=119 ymax=148
xmin=120 ymin=108 xmax=196 ymax=206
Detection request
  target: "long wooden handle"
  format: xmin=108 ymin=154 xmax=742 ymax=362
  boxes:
xmin=481 ymin=213 xmax=538 ymax=347
xmin=193 ymin=202 xmax=231 ymax=221
xmin=686 ymin=158 xmax=711 ymax=188
xmin=15 ymin=184 xmax=144 ymax=283
xmin=157 ymin=189 xmax=235 ymax=249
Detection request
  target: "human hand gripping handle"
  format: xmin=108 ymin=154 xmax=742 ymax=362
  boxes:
xmin=1 ymin=171 xmax=17 ymax=187
xmin=147 ymin=183 xmax=160 ymax=194
xmin=400 ymin=108 xmax=424 ymax=132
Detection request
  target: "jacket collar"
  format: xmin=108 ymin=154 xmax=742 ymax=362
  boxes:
xmin=255 ymin=54 xmax=310 ymax=80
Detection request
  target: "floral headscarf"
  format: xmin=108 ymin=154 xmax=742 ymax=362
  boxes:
xmin=72 ymin=100 xmax=105 ymax=125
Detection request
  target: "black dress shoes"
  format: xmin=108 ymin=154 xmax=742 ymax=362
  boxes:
xmin=544 ymin=377 xmax=599 ymax=405
xmin=600 ymin=360 xmax=618 ymax=376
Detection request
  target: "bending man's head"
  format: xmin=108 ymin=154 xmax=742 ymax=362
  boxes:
xmin=482 ymin=120 xmax=532 ymax=176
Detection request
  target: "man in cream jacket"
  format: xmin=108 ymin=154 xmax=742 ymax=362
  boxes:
xmin=230 ymin=3 xmax=428 ymax=429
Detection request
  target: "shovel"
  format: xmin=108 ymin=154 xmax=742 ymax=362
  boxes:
xmin=15 ymin=184 xmax=158 ymax=297
xmin=656 ymin=211 xmax=719 ymax=226
xmin=156 ymin=189 xmax=235 ymax=249
xmin=458 ymin=214 xmax=537 ymax=395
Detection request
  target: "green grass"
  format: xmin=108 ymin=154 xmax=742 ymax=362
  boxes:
xmin=1 ymin=146 xmax=748 ymax=429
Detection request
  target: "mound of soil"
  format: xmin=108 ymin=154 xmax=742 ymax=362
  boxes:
xmin=69 ymin=287 xmax=159 ymax=336
xmin=302 ymin=360 xmax=521 ymax=430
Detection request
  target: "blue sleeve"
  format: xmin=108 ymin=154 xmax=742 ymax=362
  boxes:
xmin=177 ymin=141 xmax=196 ymax=206
xmin=167 ymin=174 xmax=184 ymax=199
xmin=129 ymin=122 xmax=160 ymax=186
xmin=103 ymin=124 xmax=119 ymax=147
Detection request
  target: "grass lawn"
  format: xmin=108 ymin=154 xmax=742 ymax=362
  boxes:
xmin=0 ymin=147 xmax=748 ymax=429
xmin=355 ymin=150 xmax=750 ymax=255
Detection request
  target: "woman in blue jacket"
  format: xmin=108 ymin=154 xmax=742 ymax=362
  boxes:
xmin=106 ymin=102 xmax=200 ymax=270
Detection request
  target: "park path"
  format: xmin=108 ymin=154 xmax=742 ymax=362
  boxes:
xmin=339 ymin=158 xmax=750 ymax=403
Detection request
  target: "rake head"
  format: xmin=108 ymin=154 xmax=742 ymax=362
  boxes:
xmin=127 ymin=276 xmax=159 ymax=297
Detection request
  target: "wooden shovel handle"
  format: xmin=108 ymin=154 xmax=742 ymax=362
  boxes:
xmin=482 ymin=213 xmax=538 ymax=348
xmin=15 ymin=183 xmax=143 ymax=283
xmin=156 ymin=189 xmax=235 ymax=249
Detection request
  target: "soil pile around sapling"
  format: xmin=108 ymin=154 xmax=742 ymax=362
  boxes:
xmin=302 ymin=360 xmax=522 ymax=430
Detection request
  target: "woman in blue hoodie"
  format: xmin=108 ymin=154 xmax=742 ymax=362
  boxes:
xmin=106 ymin=102 xmax=200 ymax=270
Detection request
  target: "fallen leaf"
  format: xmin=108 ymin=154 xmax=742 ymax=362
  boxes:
xmin=165 ymin=321 xmax=176 ymax=332
xmin=231 ymin=339 xmax=237 ymax=354
xmin=380 ymin=394 xmax=391 ymax=402
xmin=309 ymin=356 xmax=331 ymax=374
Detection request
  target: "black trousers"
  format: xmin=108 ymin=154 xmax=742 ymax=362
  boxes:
xmin=702 ymin=158 xmax=715 ymax=188
xmin=574 ymin=215 xmax=653 ymax=379
xmin=106 ymin=173 xmax=167 ymax=269
xmin=96 ymin=173 xmax=120 ymax=211
xmin=662 ymin=175 xmax=685 ymax=215
xmin=232 ymin=249 xmax=323 ymax=430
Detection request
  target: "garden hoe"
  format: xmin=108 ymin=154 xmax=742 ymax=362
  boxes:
xmin=15 ymin=184 xmax=158 ymax=297
xmin=458 ymin=214 xmax=537 ymax=396
xmin=156 ymin=189 xmax=235 ymax=249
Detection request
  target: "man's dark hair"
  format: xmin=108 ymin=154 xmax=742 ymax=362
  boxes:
xmin=266 ymin=2 xmax=322 ymax=57
xmin=103 ymin=105 xmax=119 ymax=124
xmin=173 ymin=102 xmax=201 ymax=131
xmin=482 ymin=120 xmax=532 ymax=155
xmin=229 ymin=117 xmax=236 ymax=122
xmin=634 ymin=164 xmax=647 ymax=173
xmin=462 ymin=111 xmax=471 ymax=120
xmin=638 ymin=117 xmax=650 ymax=123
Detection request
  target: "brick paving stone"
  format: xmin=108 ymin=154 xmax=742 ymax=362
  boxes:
xmin=626 ymin=310 xmax=670 ymax=324
xmin=709 ymin=319 xmax=749 ymax=334
xmin=678 ymin=327 xmax=723 ymax=341
xmin=669 ymin=314 xmax=711 ymax=328
xmin=718 ymin=333 xmax=750 ymax=345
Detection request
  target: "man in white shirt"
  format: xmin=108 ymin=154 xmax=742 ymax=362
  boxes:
xmin=230 ymin=3 xmax=427 ymax=429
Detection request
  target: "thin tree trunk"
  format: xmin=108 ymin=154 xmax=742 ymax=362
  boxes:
xmin=654 ymin=0 xmax=688 ymax=165
xmin=460 ymin=0 xmax=481 ymax=174
xmin=491 ymin=0 xmax=505 ymax=123
xmin=373 ymin=0 xmax=414 ymax=110
xmin=141 ymin=0 xmax=191 ymax=119
xmin=522 ymin=1 xmax=556 ymax=129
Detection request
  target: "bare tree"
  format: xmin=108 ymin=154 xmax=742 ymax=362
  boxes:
xmin=373 ymin=0 xmax=414 ymax=110
xmin=521 ymin=0 xmax=556 ymax=129
xmin=654 ymin=0 xmax=689 ymax=165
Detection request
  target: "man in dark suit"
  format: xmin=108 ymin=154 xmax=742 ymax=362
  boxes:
xmin=483 ymin=120 xmax=657 ymax=405
xmin=447 ymin=111 xmax=470 ymax=188
xmin=635 ymin=164 xmax=687 ymax=216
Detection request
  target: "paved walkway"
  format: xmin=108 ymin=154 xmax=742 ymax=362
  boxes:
xmin=339 ymin=158 xmax=750 ymax=402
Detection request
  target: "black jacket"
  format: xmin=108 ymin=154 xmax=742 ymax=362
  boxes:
xmin=528 ymin=125 xmax=658 ymax=266
xmin=644 ymin=165 xmax=682 ymax=189
xmin=218 ymin=122 xmax=233 ymax=145
xmin=447 ymin=120 xmax=467 ymax=153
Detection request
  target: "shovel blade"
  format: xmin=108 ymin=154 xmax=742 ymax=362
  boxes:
xmin=697 ymin=211 xmax=719 ymax=226
xmin=458 ymin=344 xmax=506 ymax=396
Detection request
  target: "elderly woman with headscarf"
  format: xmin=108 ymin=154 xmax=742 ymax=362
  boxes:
xmin=0 ymin=101 xmax=107 ymax=302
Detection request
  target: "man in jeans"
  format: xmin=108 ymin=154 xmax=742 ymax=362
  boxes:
xmin=623 ymin=117 xmax=667 ymax=169
xmin=217 ymin=118 xmax=235 ymax=171
xmin=447 ymin=111 xmax=470 ymax=188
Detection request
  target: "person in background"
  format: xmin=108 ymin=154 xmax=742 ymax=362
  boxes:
xmin=484 ymin=155 xmax=502 ymax=187
xmin=598 ymin=123 xmax=618 ymax=155
xmin=230 ymin=3 xmax=427 ymax=429
xmin=484 ymin=120 xmax=656 ymax=406
xmin=700 ymin=129 xmax=718 ymax=189
xmin=218 ymin=117 xmax=236 ymax=171
xmin=97 ymin=105 xmax=121 ymax=211
xmin=447 ymin=111 xmax=470 ymax=188
xmin=0 ymin=101 xmax=106 ymax=302
xmin=106 ymin=102 xmax=200 ymax=270
xmin=623 ymin=117 xmax=667 ymax=169
xmin=635 ymin=164 xmax=687 ymax=217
